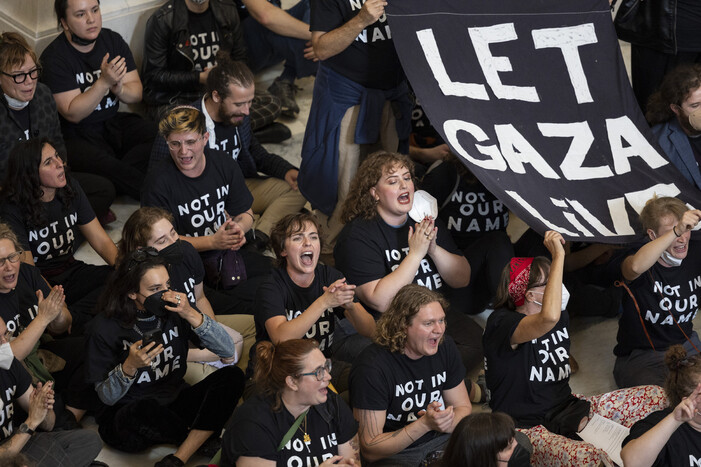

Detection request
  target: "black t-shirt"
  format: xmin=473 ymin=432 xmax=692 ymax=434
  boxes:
xmin=85 ymin=312 xmax=196 ymax=405
xmin=255 ymin=265 xmax=346 ymax=356
xmin=421 ymin=161 xmax=509 ymax=250
xmin=141 ymin=153 xmax=253 ymax=242
xmin=40 ymin=29 xmax=137 ymax=130
xmin=167 ymin=240 xmax=206 ymax=306
xmin=10 ymin=106 xmax=31 ymax=140
xmin=0 ymin=359 xmax=32 ymax=442
xmin=310 ymin=0 xmax=404 ymax=89
xmin=614 ymin=241 xmax=701 ymax=356
xmin=334 ymin=216 xmax=461 ymax=316
xmin=187 ymin=8 xmax=221 ymax=72
xmin=690 ymin=135 xmax=701 ymax=170
xmin=0 ymin=177 xmax=95 ymax=270
xmin=210 ymin=121 xmax=243 ymax=161
xmin=222 ymin=391 xmax=356 ymax=467
xmin=349 ymin=337 xmax=465 ymax=448
xmin=483 ymin=308 xmax=573 ymax=427
xmin=622 ymin=408 xmax=701 ymax=466
xmin=0 ymin=263 xmax=51 ymax=336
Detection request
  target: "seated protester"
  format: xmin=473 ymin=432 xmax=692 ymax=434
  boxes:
xmin=484 ymin=231 xmax=667 ymax=467
xmin=40 ymin=0 xmax=156 ymax=201
xmin=253 ymin=213 xmax=375 ymax=388
xmin=0 ymin=31 xmax=115 ymax=220
xmin=613 ymin=196 xmax=701 ymax=388
xmin=420 ymin=152 xmax=513 ymax=314
xmin=120 ymin=207 xmax=255 ymax=374
xmin=85 ymin=252 xmax=244 ymax=466
xmin=621 ymin=345 xmax=701 ymax=466
xmin=221 ymin=339 xmax=358 ymax=466
xmin=142 ymin=0 xmax=289 ymax=142
xmin=0 ymin=139 xmax=116 ymax=334
xmin=235 ymin=0 xmax=318 ymax=118
xmin=334 ymin=151 xmax=484 ymax=376
xmin=441 ymin=412 xmax=531 ymax=467
xmin=0 ymin=318 xmax=102 ymax=466
xmin=0 ymin=223 xmax=92 ymax=427
xmin=150 ymin=56 xmax=306 ymax=236
xmin=350 ymin=285 xmax=471 ymax=466
xmin=646 ymin=64 xmax=701 ymax=192
xmin=142 ymin=106 xmax=273 ymax=315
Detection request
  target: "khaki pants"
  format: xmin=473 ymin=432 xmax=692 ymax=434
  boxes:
xmin=318 ymin=102 xmax=399 ymax=254
xmin=184 ymin=313 xmax=257 ymax=385
xmin=246 ymin=177 xmax=307 ymax=236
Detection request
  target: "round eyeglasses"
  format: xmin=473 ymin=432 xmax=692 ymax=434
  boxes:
xmin=297 ymin=359 xmax=332 ymax=381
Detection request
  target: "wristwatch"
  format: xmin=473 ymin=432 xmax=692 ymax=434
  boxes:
xmin=18 ymin=423 xmax=35 ymax=435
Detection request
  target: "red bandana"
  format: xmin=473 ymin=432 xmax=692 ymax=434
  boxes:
xmin=508 ymin=257 xmax=534 ymax=307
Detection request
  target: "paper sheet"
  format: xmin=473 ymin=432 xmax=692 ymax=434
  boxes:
xmin=577 ymin=413 xmax=630 ymax=466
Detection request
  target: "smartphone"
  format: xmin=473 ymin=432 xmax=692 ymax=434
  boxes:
xmin=141 ymin=328 xmax=163 ymax=347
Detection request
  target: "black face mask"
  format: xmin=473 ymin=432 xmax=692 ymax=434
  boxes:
xmin=159 ymin=239 xmax=184 ymax=265
xmin=68 ymin=28 xmax=97 ymax=47
xmin=142 ymin=290 xmax=174 ymax=318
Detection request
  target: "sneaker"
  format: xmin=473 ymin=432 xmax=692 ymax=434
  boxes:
xmin=253 ymin=122 xmax=292 ymax=144
xmin=268 ymin=78 xmax=300 ymax=117
xmin=154 ymin=454 xmax=184 ymax=467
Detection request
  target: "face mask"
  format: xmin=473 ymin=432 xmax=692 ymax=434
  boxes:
xmin=159 ymin=239 xmax=183 ymax=265
xmin=0 ymin=342 xmax=13 ymax=370
xmin=532 ymin=284 xmax=570 ymax=311
xmin=660 ymin=250 xmax=683 ymax=267
xmin=4 ymin=94 xmax=29 ymax=110
xmin=68 ymin=28 xmax=97 ymax=47
xmin=143 ymin=290 xmax=171 ymax=318
xmin=690 ymin=107 xmax=701 ymax=132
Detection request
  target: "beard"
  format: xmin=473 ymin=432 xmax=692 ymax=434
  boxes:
xmin=217 ymin=107 xmax=245 ymax=127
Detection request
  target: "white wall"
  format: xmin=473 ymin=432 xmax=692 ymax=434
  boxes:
xmin=0 ymin=0 xmax=166 ymax=67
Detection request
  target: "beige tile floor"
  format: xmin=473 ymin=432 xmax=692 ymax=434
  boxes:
xmin=72 ymin=40 xmax=687 ymax=467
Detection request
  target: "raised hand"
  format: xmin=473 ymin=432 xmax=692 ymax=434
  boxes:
xmin=408 ymin=217 xmax=436 ymax=259
xmin=358 ymin=0 xmax=387 ymax=25
xmin=36 ymin=286 xmax=65 ymax=325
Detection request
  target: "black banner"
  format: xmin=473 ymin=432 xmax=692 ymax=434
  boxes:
xmin=387 ymin=0 xmax=701 ymax=242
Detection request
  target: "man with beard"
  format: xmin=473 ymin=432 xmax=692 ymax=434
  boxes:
xmin=142 ymin=0 xmax=292 ymax=143
xmin=150 ymin=56 xmax=306 ymax=237
xmin=647 ymin=64 xmax=701 ymax=192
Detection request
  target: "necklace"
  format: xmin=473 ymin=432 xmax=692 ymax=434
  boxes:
xmin=298 ymin=413 xmax=311 ymax=445
xmin=133 ymin=318 xmax=162 ymax=336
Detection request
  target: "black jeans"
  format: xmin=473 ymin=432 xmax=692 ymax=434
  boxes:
xmin=97 ymin=366 xmax=245 ymax=453
xmin=64 ymin=112 xmax=156 ymax=200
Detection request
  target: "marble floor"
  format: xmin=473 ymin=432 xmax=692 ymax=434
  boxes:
xmin=70 ymin=40 xmax=678 ymax=467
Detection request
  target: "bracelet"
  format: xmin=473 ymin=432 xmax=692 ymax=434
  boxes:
xmin=119 ymin=363 xmax=136 ymax=380
xmin=403 ymin=426 xmax=415 ymax=442
xmin=673 ymin=226 xmax=682 ymax=238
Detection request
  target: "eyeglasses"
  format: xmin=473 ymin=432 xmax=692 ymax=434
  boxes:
xmin=1 ymin=67 xmax=41 ymax=84
xmin=166 ymin=136 xmax=203 ymax=151
xmin=0 ymin=251 xmax=23 ymax=267
xmin=297 ymin=359 xmax=332 ymax=381
xmin=127 ymin=247 xmax=159 ymax=270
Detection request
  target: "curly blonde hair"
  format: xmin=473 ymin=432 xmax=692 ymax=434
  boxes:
xmin=375 ymin=284 xmax=448 ymax=353
xmin=340 ymin=151 xmax=415 ymax=224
